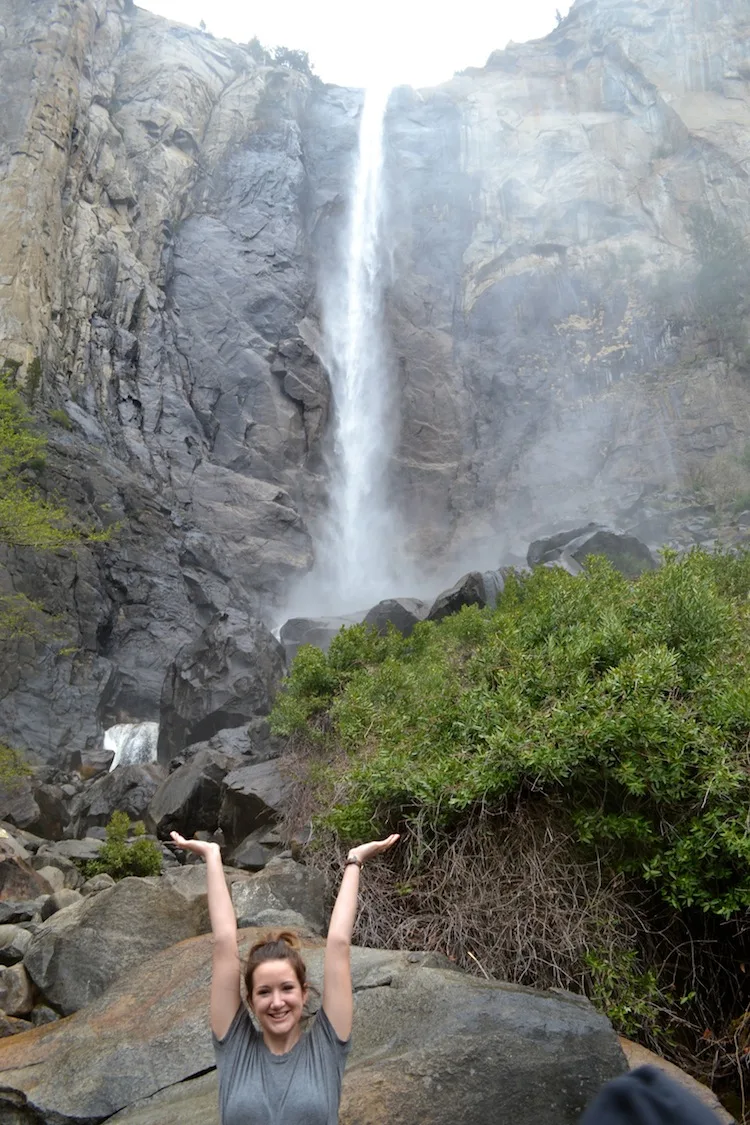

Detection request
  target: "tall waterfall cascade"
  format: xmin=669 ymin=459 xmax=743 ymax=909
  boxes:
xmin=105 ymin=722 xmax=159 ymax=770
xmin=301 ymin=85 xmax=408 ymax=615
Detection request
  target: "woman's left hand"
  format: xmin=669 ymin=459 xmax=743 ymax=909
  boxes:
xmin=347 ymin=834 xmax=400 ymax=866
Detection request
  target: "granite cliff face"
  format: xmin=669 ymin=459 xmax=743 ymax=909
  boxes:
xmin=1 ymin=0 xmax=750 ymax=764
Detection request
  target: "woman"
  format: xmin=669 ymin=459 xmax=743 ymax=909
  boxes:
xmin=170 ymin=830 xmax=399 ymax=1125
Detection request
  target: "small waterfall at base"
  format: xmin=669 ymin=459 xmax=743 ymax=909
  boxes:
xmin=295 ymin=85 xmax=408 ymax=617
xmin=105 ymin=722 xmax=159 ymax=770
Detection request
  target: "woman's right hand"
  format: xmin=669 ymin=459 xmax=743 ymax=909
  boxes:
xmin=170 ymin=831 xmax=220 ymax=860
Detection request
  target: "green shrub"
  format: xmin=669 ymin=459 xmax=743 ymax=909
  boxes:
xmin=274 ymin=552 xmax=750 ymax=1105
xmin=273 ymin=549 xmax=750 ymax=918
xmin=82 ymin=811 xmax=162 ymax=880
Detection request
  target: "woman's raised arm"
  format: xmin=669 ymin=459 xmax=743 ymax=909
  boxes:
xmin=322 ymin=834 xmax=400 ymax=1041
xmin=170 ymin=832 xmax=241 ymax=1039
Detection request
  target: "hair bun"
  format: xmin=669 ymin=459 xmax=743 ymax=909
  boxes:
xmin=273 ymin=930 xmax=302 ymax=951
xmin=247 ymin=930 xmax=302 ymax=959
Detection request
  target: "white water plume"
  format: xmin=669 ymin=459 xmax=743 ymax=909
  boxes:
xmin=105 ymin=722 xmax=159 ymax=770
xmin=307 ymin=84 xmax=408 ymax=613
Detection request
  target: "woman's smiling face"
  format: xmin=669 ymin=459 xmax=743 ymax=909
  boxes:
xmin=250 ymin=959 xmax=308 ymax=1048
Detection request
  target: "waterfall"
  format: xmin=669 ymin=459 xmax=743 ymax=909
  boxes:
xmin=105 ymin=722 xmax=159 ymax=770
xmin=308 ymin=84 xmax=404 ymax=614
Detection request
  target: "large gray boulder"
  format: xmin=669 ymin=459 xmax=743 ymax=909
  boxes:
xmin=0 ymin=963 xmax=35 ymax=1016
xmin=527 ymin=524 xmax=603 ymax=568
xmin=0 ymin=777 xmax=42 ymax=834
xmin=218 ymin=760 xmax=289 ymax=852
xmin=427 ymin=569 xmax=508 ymax=623
xmin=0 ymin=774 xmax=79 ymax=842
xmin=22 ymin=875 xmax=211 ymax=1015
xmin=230 ymin=857 xmax=327 ymax=933
xmin=0 ymin=931 xmax=627 ymax=1124
xmin=528 ymin=526 xmax=657 ymax=578
xmin=362 ymin=597 xmax=429 ymax=638
xmin=0 ymin=924 xmax=32 ymax=966
xmin=229 ymin=825 xmax=284 ymax=872
xmin=68 ymin=763 xmax=166 ymax=837
xmin=279 ymin=612 xmax=366 ymax=665
xmin=0 ymin=857 xmax=53 ymax=903
xmin=144 ymin=747 xmax=240 ymax=839
xmin=35 ymin=838 xmax=103 ymax=864
xmin=157 ymin=611 xmax=286 ymax=766
xmin=29 ymin=851 xmax=83 ymax=890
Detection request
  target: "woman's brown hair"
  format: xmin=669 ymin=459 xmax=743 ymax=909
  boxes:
xmin=244 ymin=931 xmax=309 ymax=997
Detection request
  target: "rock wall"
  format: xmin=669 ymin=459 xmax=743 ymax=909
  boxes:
xmin=2 ymin=0 xmax=750 ymax=764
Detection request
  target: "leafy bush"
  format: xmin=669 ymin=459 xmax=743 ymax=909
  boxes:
xmin=82 ymin=811 xmax=162 ymax=880
xmin=274 ymin=550 xmax=750 ymax=1106
xmin=273 ymin=549 xmax=750 ymax=917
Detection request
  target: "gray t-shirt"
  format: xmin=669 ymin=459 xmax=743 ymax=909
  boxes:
xmin=213 ymin=1005 xmax=350 ymax=1125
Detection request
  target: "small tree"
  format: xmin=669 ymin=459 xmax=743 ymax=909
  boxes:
xmin=82 ymin=811 xmax=162 ymax=880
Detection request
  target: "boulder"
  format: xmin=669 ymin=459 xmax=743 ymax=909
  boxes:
xmin=0 ymin=963 xmax=35 ymax=1016
xmin=29 ymin=851 xmax=84 ymax=889
xmin=618 ymin=1037 xmax=732 ymax=1124
xmin=34 ymin=865 xmax=66 ymax=893
xmin=218 ymin=760 xmax=289 ymax=851
xmin=0 ymin=1011 xmax=31 ymax=1038
xmin=230 ymin=857 xmax=327 ymax=933
xmin=229 ymin=825 xmax=283 ymax=871
xmin=0 ymin=924 xmax=32 ymax=966
xmin=0 ymin=856 xmax=53 ymax=902
xmin=30 ymin=1004 xmax=59 ymax=1027
xmin=157 ymin=611 xmax=286 ymax=766
xmin=426 ymin=569 xmax=511 ymax=623
xmin=144 ymin=747 xmax=240 ymax=839
xmin=0 ymin=826 xmax=30 ymax=860
xmin=0 ymin=899 xmax=45 ymax=925
xmin=40 ymin=889 xmax=84 ymax=921
xmin=0 ymin=932 xmax=626 ymax=1124
xmin=23 ymin=875 xmax=211 ymax=1015
xmin=80 ymin=873 xmax=116 ymax=896
xmin=528 ymin=526 xmax=657 ymax=578
xmin=0 ymin=777 xmax=40 ymax=832
xmin=362 ymin=597 xmax=429 ymax=638
xmin=527 ymin=523 xmax=602 ymax=568
xmin=174 ymin=723 xmax=274 ymax=768
xmin=0 ymin=778 xmax=73 ymax=841
xmin=74 ymin=739 xmax=116 ymax=779
xmin=279 ymin=612 xmax=366 ymax=664
xmin=25 ymin=782 xmax=71 ymax=840
xmin=36 ymin=838 xmax=103 ymax=863
xmin=68 ymin=763 xmax=166 ymax=837
xmin=1 ymin=822 xmax=44 ymax=853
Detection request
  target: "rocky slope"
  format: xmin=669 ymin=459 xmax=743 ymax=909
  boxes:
xmin=1 ymin=0 xmax=750 ymax=764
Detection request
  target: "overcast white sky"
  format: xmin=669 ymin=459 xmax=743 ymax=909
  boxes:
xmin=136 ymin=1 xmax=574 ymax=88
